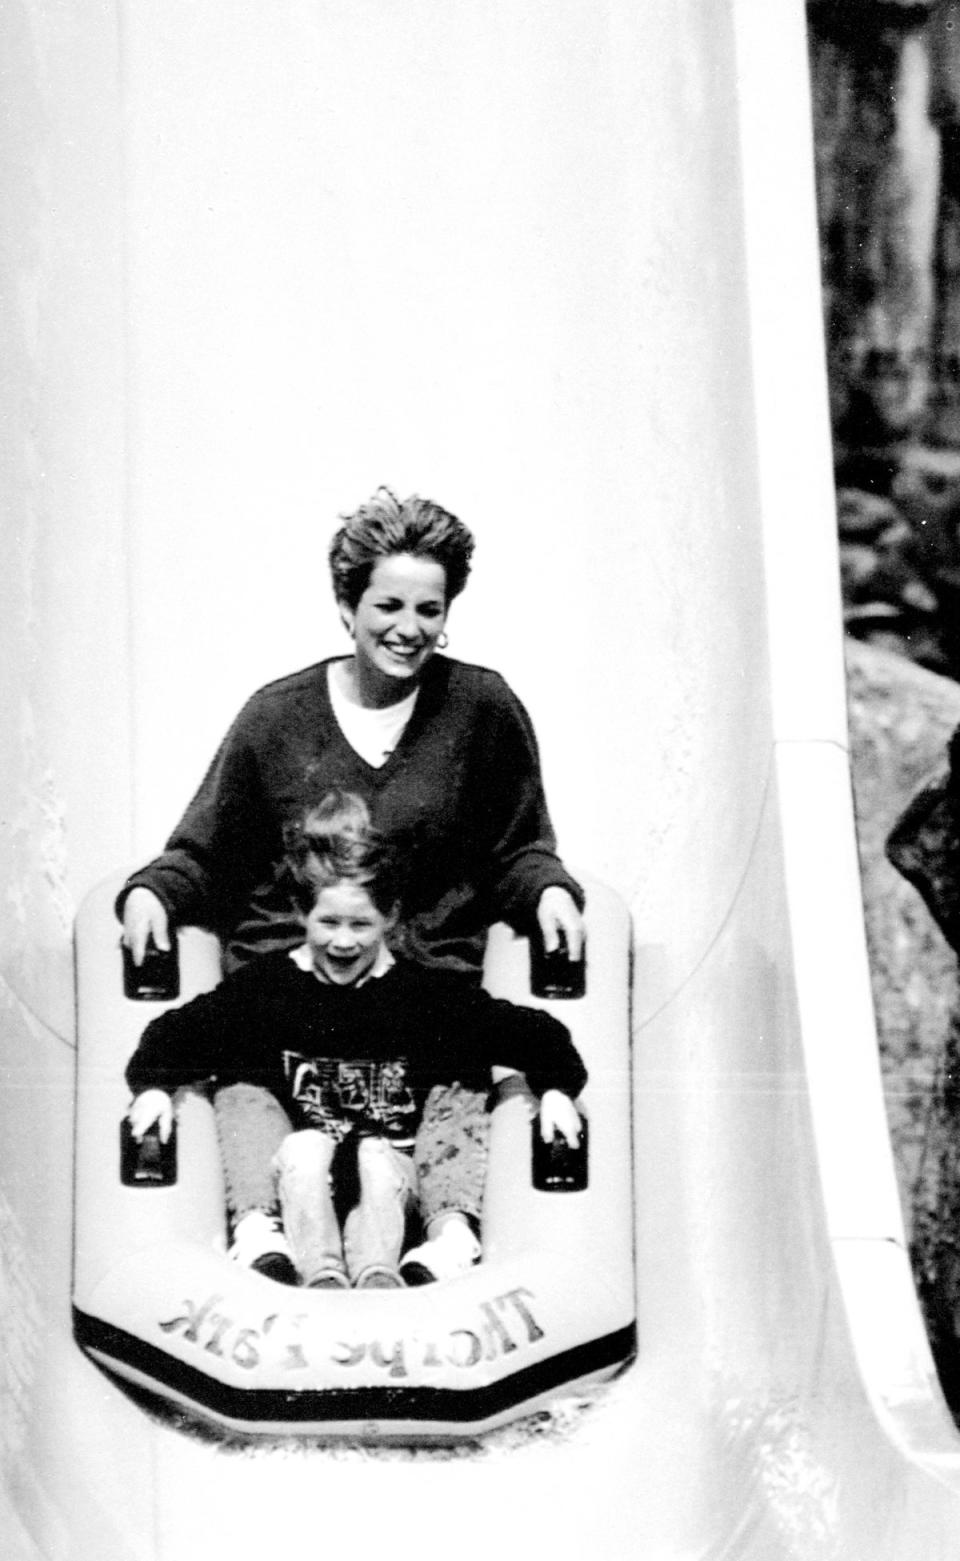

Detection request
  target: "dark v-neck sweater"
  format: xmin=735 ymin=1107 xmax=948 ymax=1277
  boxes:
xmin=119 ymin=656 xmax=582 ymax=975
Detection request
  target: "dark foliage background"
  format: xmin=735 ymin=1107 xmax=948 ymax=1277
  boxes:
xmin=809 ymin=0 xmax=960 ymax=1412
xmin=810 ymin=0 xmax=960 ymax=681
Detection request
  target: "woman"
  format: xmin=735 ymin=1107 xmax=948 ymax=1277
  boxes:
xmin=120 ymin=486 xmax=584 ymax=1281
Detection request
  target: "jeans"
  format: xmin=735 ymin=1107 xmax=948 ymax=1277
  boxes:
xmin=213 ymin=1080 xmax=490 ymax=1229
xmin=273 ymin=1129 xmax=416 ymax=1282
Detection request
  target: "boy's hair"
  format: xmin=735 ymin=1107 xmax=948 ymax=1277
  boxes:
xmin=283 ymin=789 xmax=399 ymax=916
xmin=328 ymin=485 xmax=475 ymax=609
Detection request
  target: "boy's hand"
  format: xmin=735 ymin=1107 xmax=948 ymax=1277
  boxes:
xmin=122 ymin=888 xmax=170 ymax=964
xmin=536 ymin=886 xmax=584 ymax=959
xmin=128 ymin=1089 xmax=174 ymax=1143
xmin=538 ymin=1089 xmax=581 ymax=1146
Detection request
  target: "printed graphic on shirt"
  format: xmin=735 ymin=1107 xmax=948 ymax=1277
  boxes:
xmin=282 ymin=1051 xmax=418 ymax=1144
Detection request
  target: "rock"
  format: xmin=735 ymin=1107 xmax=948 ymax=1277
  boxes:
xmin=840 ymin=476 xmax=960 ymax=679
xmin=836 ymin=488 xmax=902 ymax=540
xmin=846 ymin=638 xmax=960 ymax=1220
xmin=846 ymin=637 xmax=960 ymax=1404
xmin=892 ymin=444 xmax=960 ymax=578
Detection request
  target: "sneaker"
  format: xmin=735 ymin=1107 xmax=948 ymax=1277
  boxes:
xmin=400 ymin=1221 xmax=481 ymax=1286
xmin=353 ymin=1264 xmax=405 ymax=1289
xmin=307 ymin=1267 xmax=350 ymax=1291
xmin=229 ymin=1209 xmax=300 ymax=1287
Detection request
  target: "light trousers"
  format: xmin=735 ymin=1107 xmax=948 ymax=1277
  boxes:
xmin=213 ymin=1080 xmax=490 ymax=1229
xmin=273 ymin=1129 xmax=417 ymax=1283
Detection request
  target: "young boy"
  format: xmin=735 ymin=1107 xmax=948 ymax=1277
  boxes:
xmin=126 ymin=790 xmax=586 ymax=1290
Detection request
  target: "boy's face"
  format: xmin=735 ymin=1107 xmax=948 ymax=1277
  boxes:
xmin=303 ymin=882 xmax=394 ymax=986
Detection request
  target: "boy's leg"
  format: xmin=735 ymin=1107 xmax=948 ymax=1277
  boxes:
xmin=272 ymin=1129 xmax=348 ymax=1288
xmin=401 ymin=1083 xmax=486 ymax=1283
xmin=214 ymin=1083 xmax=299 ymax=1284
xmin=214 ymin=1082 xmax=292 ymax=1221
xmin=343 ymin=1136 xmax=416 ymax=1287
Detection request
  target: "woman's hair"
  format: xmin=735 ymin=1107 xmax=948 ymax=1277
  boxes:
xmin=328 ymin=486 xmax=475 ymax=609
xmin=282 ymin=789 xmax=400 ymax=916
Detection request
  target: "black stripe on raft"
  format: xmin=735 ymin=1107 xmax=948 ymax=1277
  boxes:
xmin=72 ymin=1306 xmax=636 ymax=1428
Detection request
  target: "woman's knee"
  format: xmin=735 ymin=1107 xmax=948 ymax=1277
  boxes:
xmin=216 ymin=1082 xmax=292 ymax=1140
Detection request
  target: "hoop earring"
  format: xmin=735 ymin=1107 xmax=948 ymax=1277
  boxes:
xmin=438 ymin=631 xmax=449 ymax=650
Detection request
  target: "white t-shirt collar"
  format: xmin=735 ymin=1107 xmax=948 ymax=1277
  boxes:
xmin=289 ymin=941 xmax=395 ymax=985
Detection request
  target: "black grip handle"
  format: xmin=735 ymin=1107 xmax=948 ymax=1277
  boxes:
xmin=529 ymin=933 xmax=586 ymax=999
xmin=120 ymin=1116 xmax=178 ymax=1187
xmin=122 ymin=936 xmax=179 ymax=1001
xmin=531 ymin=1112 xmax=588 ymax=1191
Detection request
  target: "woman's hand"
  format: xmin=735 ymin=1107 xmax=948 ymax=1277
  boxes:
xmin=538 ymin=1089 xmax=582 ymax=1146
xmin=128 ymin=1089 xmax=174 ymax=1143
xmin=536 ymin=885 xmax=584 ymax=960
xmin=122 ymin=887 xmax=170 ymax=964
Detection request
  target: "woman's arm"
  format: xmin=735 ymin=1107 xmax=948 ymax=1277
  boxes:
xmin=474 ymin=673 xmax=584 ymax=934
xmin=536 ymin=884 xmax=585 ymax=959
xmin=116 ymin=703 xmax=271 ymax=936
xmin=122 ymin=887 xmax=172 ymax=964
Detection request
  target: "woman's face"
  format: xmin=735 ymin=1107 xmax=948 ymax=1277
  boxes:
xmin=347 ymin=553 xmax=448 ymax=691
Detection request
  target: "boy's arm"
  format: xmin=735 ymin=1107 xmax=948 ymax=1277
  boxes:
xmin=124 ymin=976 xmax=250 ymax=1098
xmin=538 ymin=1088 xmax=583 ymax=1145
xmin=128 ymin=1088 xmax=174 ymax=1142
xmin=448 ymin=984 xmax=588 ymax=1101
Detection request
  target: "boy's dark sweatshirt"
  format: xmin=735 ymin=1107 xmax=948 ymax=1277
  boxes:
xmin=126 ymin=953 xmax=587 ymax=1138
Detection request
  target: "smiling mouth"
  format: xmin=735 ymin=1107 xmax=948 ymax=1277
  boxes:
xmin=324 ymin=960 xmax=362 ymax=982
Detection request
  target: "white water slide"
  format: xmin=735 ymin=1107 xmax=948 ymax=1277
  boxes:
xmin=5 ymin=2 xmax=960 ymax=1556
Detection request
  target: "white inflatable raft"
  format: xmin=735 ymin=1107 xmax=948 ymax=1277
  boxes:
xmin=72 ymin=874 xmax=635 ymax=1441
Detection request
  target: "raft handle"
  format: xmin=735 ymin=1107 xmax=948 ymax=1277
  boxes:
xmin=529 ymin=932 xmax=586 ymax=1000
xmin=120 ymin=1117 xmax=178 ymax=1187
xmin=532 ymin=1113 xmax=588 ymax=1192
xmin=122 ymin=935 xmax=180 ymax=1002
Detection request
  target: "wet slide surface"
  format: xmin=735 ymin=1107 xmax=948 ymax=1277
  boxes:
xmin=9 ymin=744 xmax=960 ymax=1561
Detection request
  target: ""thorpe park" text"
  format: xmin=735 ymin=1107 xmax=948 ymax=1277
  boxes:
xmin=158 ymin=1285 xmax=546 ymax=1380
